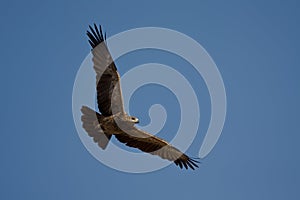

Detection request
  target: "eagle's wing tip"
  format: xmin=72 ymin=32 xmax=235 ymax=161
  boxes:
xmin=86 ymin=23 xmax=106 ymax=49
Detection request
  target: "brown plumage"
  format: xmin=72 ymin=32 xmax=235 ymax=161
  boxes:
xmin=81 ymin=24 xmax=199 ymax=170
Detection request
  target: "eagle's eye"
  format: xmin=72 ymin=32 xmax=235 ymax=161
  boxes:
xmin=131 ymin=117 xmax=139 ymax=123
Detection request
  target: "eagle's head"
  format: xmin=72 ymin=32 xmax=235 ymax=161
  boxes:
xmin=114 ymin=114 xmax=139 ymax=125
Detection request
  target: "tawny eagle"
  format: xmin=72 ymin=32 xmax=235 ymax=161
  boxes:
xmin=81 ymin=24 xmax=199 ymax=170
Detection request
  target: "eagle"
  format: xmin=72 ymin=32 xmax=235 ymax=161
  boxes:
xmin=81 ymin=24 xmax=199 ymax=170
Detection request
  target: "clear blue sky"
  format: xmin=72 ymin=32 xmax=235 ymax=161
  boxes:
xmin=1 ymin=0 xmax=299 ymax=199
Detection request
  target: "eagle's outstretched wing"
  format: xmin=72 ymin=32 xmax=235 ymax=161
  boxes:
xmin=115 ymin=127 xmax=199 ymax=170
xmin=87 ymin=24 xmax=125 ymax=116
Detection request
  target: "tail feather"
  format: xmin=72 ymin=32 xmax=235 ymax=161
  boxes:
xmin=81 ymin=106 xmax=112 ymax=149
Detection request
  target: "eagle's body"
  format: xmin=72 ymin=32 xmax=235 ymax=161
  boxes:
xmin=81 ymin=24 xmax=199 ymax=170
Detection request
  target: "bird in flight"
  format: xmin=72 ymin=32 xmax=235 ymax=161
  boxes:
xmin=81 ymin=24 xmax=199 ymax=170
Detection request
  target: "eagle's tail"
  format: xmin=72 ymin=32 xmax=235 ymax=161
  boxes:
xmin=81 ymin=106 xmax=112 ymax=150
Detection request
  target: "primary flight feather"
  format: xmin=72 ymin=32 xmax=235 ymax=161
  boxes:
xmin=81 ymin=24 xmax=199 ymax=170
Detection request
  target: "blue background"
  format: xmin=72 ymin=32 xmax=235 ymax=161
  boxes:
xmin=1 ymin=0 xmax=299 ymax=199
